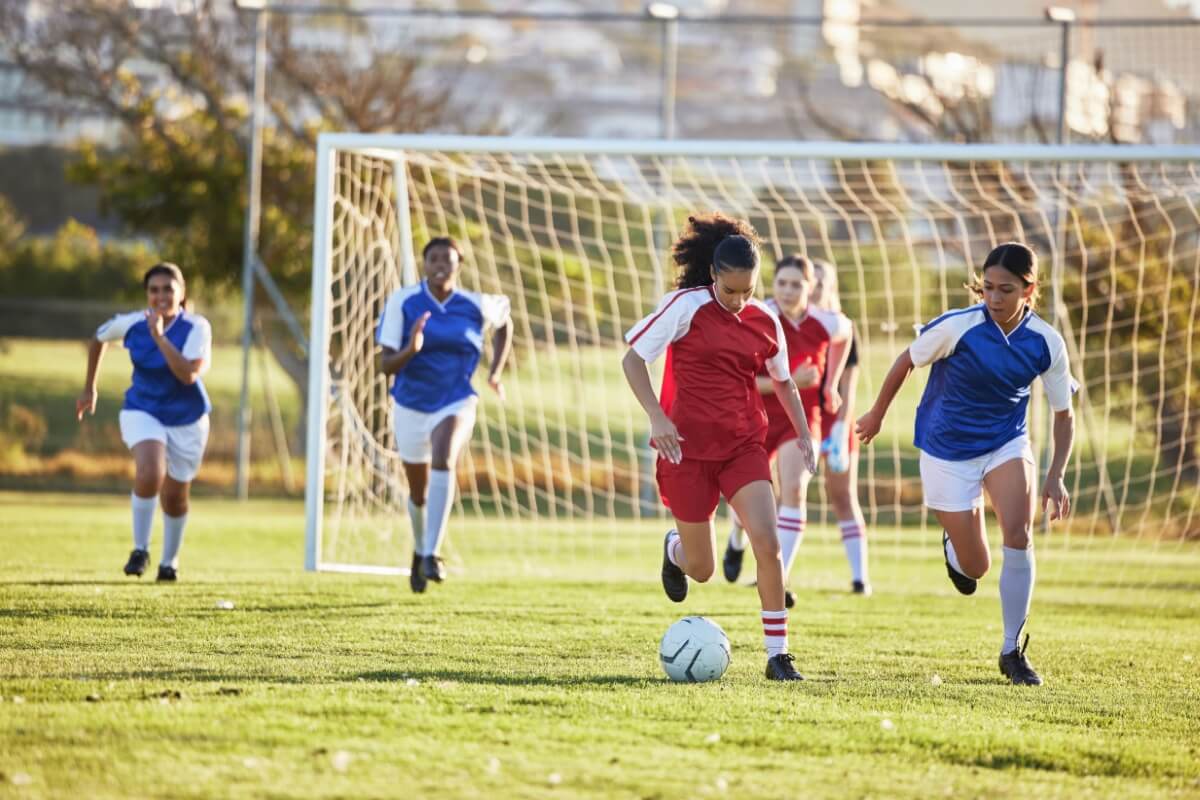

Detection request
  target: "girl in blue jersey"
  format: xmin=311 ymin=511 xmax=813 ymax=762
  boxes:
xmin=376 ymin=237 xmax=513 ymax=593
xmin=76 ymin=262 xmax=212 ymax=582
xmin=856 ymin=243 xmax=1076 ymax=686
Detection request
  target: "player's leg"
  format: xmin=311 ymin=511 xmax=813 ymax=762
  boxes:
xmin=657 ymin=459 xmax=720 ymax=603
xmin=983 ymin=446 xmax=1042 ymax=685
xmin=775 ymin=437 xmax=814 ymax=590
xmin=728 ymin=479 xmax=802 ymax=681
xmin=127 ymin=439 xmax=165 ymax=577
xmin=722 ymin=504 xmax=747 ymax=582
xmin=153 ymin=416 xmax=208 ymax=582
xmin=394 ymin=403 xmax=433 ymax=591
xmin=826 ymin=450 xmax=871 ymax=594
xmin=920 ymin=450 xmax=990 ymax=594
xmin=421 ymin=400 xmax=478 ymax=582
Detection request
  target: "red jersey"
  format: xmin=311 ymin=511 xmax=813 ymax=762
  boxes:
xmin=625 ymin=286 xmax=790 ymax=461
xmin=760 ymin=301 xmax=851 ymax=428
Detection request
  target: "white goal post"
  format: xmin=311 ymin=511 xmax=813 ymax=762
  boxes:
xmin=306 ymin=134 xmax=1200 ymax=575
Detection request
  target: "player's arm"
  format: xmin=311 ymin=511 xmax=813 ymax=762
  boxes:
xmin=822 ymin=336 xmax=851 ymax=415
xmin=378 ymin=311 xmax=431 ymax=375
xmin=76 ymin=337 xmax=107 ymax=420
xmin=855 ymin=348 xmax=914 ymax=444
xmin=148 ymin=311 xmax=204 ymax=385
xmin=1042 ymin=408 xmax=1075 ymax=521
xmin=487 ymin=316 xmax=513 ymax=397
xmin=621 ymin=348 xmax=683 ymax=464
xmin=835 ymin=361 xmax=858 ymax=423
xmin=771 ymin=377 xmax=817 ymax=474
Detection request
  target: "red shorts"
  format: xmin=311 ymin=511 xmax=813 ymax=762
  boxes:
xmin=820 ymin=412 xmax=859 ymax=454
xmin=763 ymin=404 xmax=821 ymax=458
xmin=656 ymin=444 xmax=772 ymax=523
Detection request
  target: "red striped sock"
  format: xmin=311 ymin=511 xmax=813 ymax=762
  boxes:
xmin=762 ymin=609 xmax=788 ymax=657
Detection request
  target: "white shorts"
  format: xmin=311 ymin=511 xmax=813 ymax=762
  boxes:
xmin=392 ymin=396 xmax=478 ymax=463
xmin=919 ymin=435 xmax=1035 ymax=513
xmin=119 ymin=410 xmax=210 ymax=482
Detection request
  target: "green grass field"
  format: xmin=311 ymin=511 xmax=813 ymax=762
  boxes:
xmin=2 ymin=491 xmax=1198 ymax=798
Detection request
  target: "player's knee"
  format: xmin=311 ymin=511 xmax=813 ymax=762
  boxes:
xmin=1003 ymin=527 xmax=1032 ymax=551
xmin=688 ymin=559 xmax=715 ymax=583
xmin=961 ymin=553 xmax=991 ymax=579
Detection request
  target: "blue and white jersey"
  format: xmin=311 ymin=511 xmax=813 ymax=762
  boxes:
xmin=96 ymin=309 xmax=213 ymax=426
xmin=910 ymin=304 xmax=1077 ymax=461
xmin=376 ymin=281 xmax=511 ymax=413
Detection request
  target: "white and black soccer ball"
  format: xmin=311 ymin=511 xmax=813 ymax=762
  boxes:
xmin=659 ymin=616 xmax=731 ymax=683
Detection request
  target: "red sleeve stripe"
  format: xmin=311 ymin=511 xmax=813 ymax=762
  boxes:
xmin=626 ymin=288 xmax=703 ymax=348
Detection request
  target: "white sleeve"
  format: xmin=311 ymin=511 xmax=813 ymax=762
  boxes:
xmin=624 ymin=291 xmax=694 ymax=364
xmin=95 ymin=311 xmax=141 ymax=345
xmin=814 ymin=308 xmax=852 ymax=342
xmin=480 ymin=293 xmax=511 ymax=328
xmin=909 ymin=311 xmax=973 ymax=367
xmin=376 ymin=292 xmax=407 ymax=350
xmin=764 ymin=313 xmax=791 ymax=381
xmin=1041 ymin=331 xmax=1079 ymax=412
xmin=181 ymin=317 xmax=213 ymax=376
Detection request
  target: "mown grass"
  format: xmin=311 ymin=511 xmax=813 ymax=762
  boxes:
xmin=1 ymin=491 xmax=1198 ymax=799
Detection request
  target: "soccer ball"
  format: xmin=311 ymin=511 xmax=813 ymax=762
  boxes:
xmin=659 ymin=616 xmax=731 ymax=683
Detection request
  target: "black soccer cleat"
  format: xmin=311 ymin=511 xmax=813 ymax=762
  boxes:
xmin=124 ymin=549 xmax=150 ymax=577
xmin=999 ymin=634 xmax=1043 ymax=686
xmin=852 ymin=580 xmax=873 ymax=596
xmin=155 ymin=565 xmax=177 ymax=582
xmin=784 ymin=589 xmax=795 ymax=609
xmin=764 ymin=652 xmax=805 ymax=681
xmin=409 ymin=551 xmax=427 ymax=593
xmin=421 ymin=554 xmax=445 ymax=583
xmin=943 ymin=531 xmax=977 ymax=595
xmin=722 ymin=542 xmax=744 ymax=583
xmin=661 ymin=530 xmax=688 ymax=603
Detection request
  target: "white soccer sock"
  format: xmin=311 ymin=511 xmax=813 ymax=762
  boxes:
xmin=762 ymin=609 xmax=789 ymax=657
xmin=999 ymin=545 xmax=1035 ymax=654
xmin=944 ymin=532 xmax=966 ymax=576
xmin=423 ymin=469 xmax=455 ymax=558
xmin=130 ymin=492 xmax=156 ymax=552
xmin=839 ymin=518 xmax=869 ymax=583
xmin=407 ymin=498 xmax=426 ymax=556
xmin=160 ymin=512 xmax=187 ymax=569
xmin=777 ymin=506 xmax=805 ymax=577
xmin=727 ymin=508 xmax=746 ymax=552
xmin=666 ymin=530 xmax=684 ymax=568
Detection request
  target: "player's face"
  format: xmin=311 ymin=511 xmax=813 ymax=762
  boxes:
xmin=145 ymin=274 xmax=182 ymax=317
xmin=710 ymin=266 xmax=758 ymax=315
xmin=424 ymin=245 xmax=460 ymax=292
xmin=772 ymin=265 xmax=810 ymax=316
xmin=982 ymin=265 xmax=1035 ymax=325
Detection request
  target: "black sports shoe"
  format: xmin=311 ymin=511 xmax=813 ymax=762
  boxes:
xmin=784 ymin=589 xmax=795 ymax=609
xmin=764 ymin=652 xmax=804 ymax=681
xmin=943 ymin=531 xmax=977 ymax=595
xmin=722 ymin=541 xmax=744 ymax=583
xmin=660 ymin=530 xmax=687 ymax=603
xmin=999 ymin=634 xmax=1043 ymax=686
xmin=852 ymin=580 xmax=873 ymax=596
xmin=155 ymin=565 xmax=177 ymax=582
xmin=124 ymin=549 xmax=150 ymax=577
xmin=421 ymin=554 xmax=445 ymax=583
xmin=409 ymin=552 xmax=427 ymax=593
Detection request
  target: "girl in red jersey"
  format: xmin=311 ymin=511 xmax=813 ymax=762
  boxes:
xmin=720 ymin=256 xmax=852 ymax=605
xmin=622 ymin=214 xmax=816 ymax=681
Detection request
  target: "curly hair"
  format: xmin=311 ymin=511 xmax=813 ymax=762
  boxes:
xmin=673 ymin=213 xmax=762 ymax=289
xmin=422 ymin=236 xmax=464 ymax=262
xmin=965 ymin=242 xmax=1039 ymax=306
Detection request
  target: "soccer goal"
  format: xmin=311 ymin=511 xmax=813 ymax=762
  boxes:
xmin=306 ymin=134 xmax=1200 ymax=576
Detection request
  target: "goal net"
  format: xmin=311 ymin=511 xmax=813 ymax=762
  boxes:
xmin=306 ymin=135 xmax=1199 ymax=580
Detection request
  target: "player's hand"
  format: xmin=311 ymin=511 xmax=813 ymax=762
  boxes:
xmin=854 ymin=408 xmax=883 ymax=444
xmin=1041 ymin=475 xmax=1070 ymax=521
xmin=797 ymin=430 xmax=818 ymax=474
xmin=650 ymin=412 xmax=685 ymax=465
xmin=487 ymin=374 xmax=506 ymax=403
xmin=822 ymin=384 xmax=842 ymax=416
xmin=407 ymin=311 xmax=432 ymax=354
xmin=792 ymin=363 xmax=821 ymax=389
xmin=75 ymin=388 xmax=97 ymax=421
xmin=145 ymin=308 xmax=165 ymax=339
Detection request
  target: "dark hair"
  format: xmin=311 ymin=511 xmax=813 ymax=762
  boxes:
xmin=143 ymin=262 xmax=187 ymax=308
xmin=673 ymin=213 xmax=761 ymax=289
xmin=966 ymin=242 xmax=1039 ymax=305
xmin=422 ymin=236 xmax=464 ymax=262
xmin=774 ymin=253 xmax=815 ymax=282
